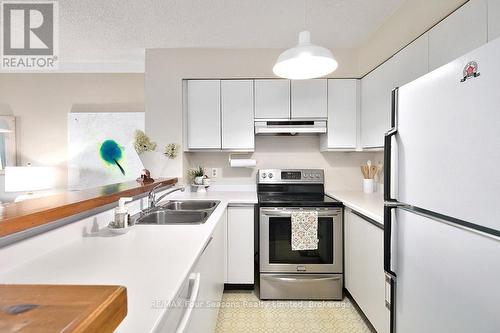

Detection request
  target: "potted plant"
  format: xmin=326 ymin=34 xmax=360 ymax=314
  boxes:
xmin=187 ymin=166 xmax=205 ymax=185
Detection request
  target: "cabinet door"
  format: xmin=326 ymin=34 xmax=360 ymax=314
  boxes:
xmin=291 ymin=79 xmax=327 ymax=118
xmin=187 ymin=213 xmax=226 ymax=333
xmin=361 ymin=60 xmax=394 ymax=148
xmin=221 ymin=80 xmax=254 ymax=150
xmin=227 ymin=206 xmax=254 ymax=284
xmin=187 ymin=80 xmax=221 ymax=149
xmin=254 ymin=79 xmax=290 ymax=119
xmin=392 ymin=33 xmax=429 ymax=87
xmin=325 ymin=79 xmax=359 ymax=149
xmin=428 ymin=0 xmax=487 ymax=71
xmin=488 ymin=0 xmax=500 ymax=41
xmin=345 ymin=210 xmax=388 ymax=333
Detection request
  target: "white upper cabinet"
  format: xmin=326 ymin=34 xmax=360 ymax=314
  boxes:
xmin=392 ymin=33 xmax=429 ymax=87
xmin=254 ymin=79 xmax=290 ymax=119
xmin=291 ymin=79 xmax=328 ymax=118
xmin=361 ymin=32 xmax=429 ymax=149
xmin=428 ymin=0 xmax=488 ymax=71
xmin=221 ymin=80 xmax=255 ymax=151
xmin=361 ymin=60 xmax=394 ymax=149
xmin=321 ymin=79 xmax=359 ymax=150
xmin=488 ymin=0 xmax=500 ymax=41
xmin=187 ymin=80 xmax=221 ymax=149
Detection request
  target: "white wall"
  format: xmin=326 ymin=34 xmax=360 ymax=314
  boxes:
xmin=0 ymin=73 xmax=144 ymax=200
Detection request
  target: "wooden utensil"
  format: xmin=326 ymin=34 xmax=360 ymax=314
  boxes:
xmin=360 ymin=166 xmax=369 ymax=179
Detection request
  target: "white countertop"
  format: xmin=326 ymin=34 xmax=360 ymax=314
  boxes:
xmin=0 ymin=191 xmax=257 ymax=333
xmin=326 ymin=190 xmax=384 ymax=225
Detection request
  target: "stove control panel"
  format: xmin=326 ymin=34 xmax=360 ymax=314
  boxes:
xmin=258 ymin=169 xmax=324 ymax=184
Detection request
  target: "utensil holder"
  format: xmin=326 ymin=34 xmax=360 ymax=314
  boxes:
xmin=363 ymin=179 xmax=374 ymax=194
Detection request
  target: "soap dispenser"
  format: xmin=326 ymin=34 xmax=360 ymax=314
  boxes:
xmin=114 ymin=197 xmax=133 ymax=228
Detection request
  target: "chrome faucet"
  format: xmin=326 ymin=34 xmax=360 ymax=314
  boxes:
xmin=148 ymin=184 xmax=185 ymax=208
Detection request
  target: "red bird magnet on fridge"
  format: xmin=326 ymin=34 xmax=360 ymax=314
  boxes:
xmin=460 ymin=61 xmax=480 ymax=82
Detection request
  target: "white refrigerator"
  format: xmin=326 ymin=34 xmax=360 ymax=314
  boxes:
xmin=384 ymin=37 xmax=500 ymax=333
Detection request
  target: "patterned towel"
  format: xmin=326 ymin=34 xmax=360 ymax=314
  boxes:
xmin=291 ymin=210 xmax=319 ymax=251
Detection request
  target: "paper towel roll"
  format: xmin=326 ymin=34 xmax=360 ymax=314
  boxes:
xmin=229 ymin=159 xmax=257 ymax=168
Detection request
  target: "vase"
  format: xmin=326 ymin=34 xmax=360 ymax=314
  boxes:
xmin=363 ymin=179 xmax=374 ymax=194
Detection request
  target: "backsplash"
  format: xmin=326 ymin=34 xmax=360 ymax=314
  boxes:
xmin=184 ymin=136 xmax=383 ymax=191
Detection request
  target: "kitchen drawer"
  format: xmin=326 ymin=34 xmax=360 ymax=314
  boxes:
xmin=260 ymin=274 xmax=343 ymax=300
xmin=154 ymin=273 xmax=197 ymax=332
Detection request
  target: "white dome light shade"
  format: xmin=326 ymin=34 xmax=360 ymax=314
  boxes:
xmin=273 ymin=31 xmax=338 ymax=80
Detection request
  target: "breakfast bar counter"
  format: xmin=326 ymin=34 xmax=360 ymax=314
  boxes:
xmin=0 ymin=178 xmax=178 ymax=238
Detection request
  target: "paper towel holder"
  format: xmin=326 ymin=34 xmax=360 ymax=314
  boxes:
xmin=228 ymin=153 xmax=257 ymax=168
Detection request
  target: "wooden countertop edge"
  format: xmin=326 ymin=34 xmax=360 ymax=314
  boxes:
xmin=73 ymin=285 xmax=128 ymax=333
xmin=0 ymin=178 xmax=178 ymax=237
xmin=0 ymin=284 xmax=128 ymax=333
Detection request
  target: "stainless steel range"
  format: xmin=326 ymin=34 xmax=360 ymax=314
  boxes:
xmin=256 ymin=169 xmax=344 ymax=300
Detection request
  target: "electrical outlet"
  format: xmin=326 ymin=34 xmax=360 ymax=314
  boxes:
xmin=211 ymin=168 xmax=221 ymax=179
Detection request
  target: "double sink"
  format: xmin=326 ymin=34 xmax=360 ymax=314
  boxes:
xmin=135 ymin=200 xmax=220 ymax=225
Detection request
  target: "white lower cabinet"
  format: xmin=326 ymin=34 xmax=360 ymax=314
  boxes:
xmin=226 ymin=205 xmax=254 ymax=284
xmin=186 ymin=212 xmax=226 ymax=333
xmin=158 ymin=212 xmax=226 ymax=333
xmin=345 ymin=209 xmax=389 ymax=333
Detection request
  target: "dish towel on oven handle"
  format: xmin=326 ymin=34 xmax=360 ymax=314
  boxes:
xmin=291 ymin=210 xmax=319 ymax=251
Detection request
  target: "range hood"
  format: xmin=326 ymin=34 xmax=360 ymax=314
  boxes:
xmin=255 ymin=120 xmax=327 ymax=135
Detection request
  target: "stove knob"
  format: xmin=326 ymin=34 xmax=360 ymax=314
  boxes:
xmin=262 ymin=173 xmax=267 ymax=178
xmin=315 ymin=174 xmax=319 ymax=178
xmin=268 ymin=173 xmax=274 ymax=179
xmin=304 ymin=174 xmax=309 ymax=178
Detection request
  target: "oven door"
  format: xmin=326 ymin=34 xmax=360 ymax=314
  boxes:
xmin=260 ymin=207 xmax=343 ymax=274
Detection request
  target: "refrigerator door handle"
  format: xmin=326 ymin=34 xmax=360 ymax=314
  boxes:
xmin=383 ymin=206 xmax=396 ymax=275
xmin=384 ymin=273 xmax=393 ymax=309
xmin=384 ymin=87 xmax=399 ymax=333
xmin=384 ymin=204 xmax=398 ymax=333
xmin=385 ymin=271 xmax=396 ymax=333
xmin=384 ymin=87 xmax=399 ymax=202
xmin=384 ymin=87 xmax=400 ymax=274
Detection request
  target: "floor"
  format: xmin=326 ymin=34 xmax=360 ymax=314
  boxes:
xmin=215 ymin=291 xmax=373 ymax=333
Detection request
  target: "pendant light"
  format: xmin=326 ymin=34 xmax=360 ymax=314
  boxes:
xmin=273 ymin=1 xmax=338 ymax=80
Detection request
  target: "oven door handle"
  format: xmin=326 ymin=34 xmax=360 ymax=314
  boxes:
xmin=263 ymin=275 xmax=342 ymax=282
xmin=261 ymin=209 xmax=339 ymax=218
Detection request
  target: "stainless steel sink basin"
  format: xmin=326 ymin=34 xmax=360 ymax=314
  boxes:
xmin=161 ymin=200 xmax=220 ymax=211
xmin=134 ymin=200 xmax=220 ymax=225
xmin=136 ymin=210 xmax=210 ymax=225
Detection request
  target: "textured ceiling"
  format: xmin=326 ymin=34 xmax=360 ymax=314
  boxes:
xmin=57 ymin=0 xmax=404 ymax=70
